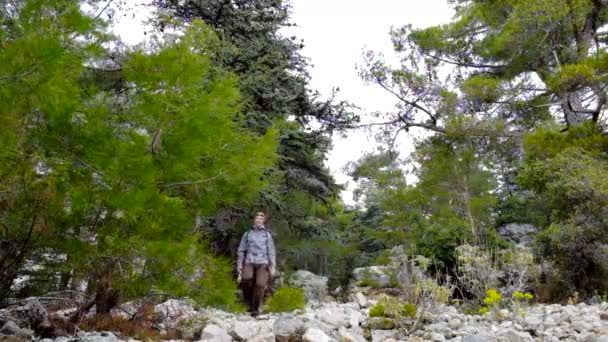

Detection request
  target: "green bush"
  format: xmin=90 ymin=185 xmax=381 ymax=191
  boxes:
xmin=264 ymin=287 xmax=305 ymax=313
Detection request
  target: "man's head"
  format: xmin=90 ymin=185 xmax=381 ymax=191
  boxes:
xmin=253 ymin=212 xmax=266 ymax=228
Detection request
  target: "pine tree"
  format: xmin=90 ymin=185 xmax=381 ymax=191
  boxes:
xmin=0 ymin=0 xmax=277 ymax=311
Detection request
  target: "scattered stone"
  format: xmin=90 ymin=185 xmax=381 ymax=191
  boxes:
xmin=302 ymin=327 xmax=332 ymax=342
xmin=200 ymin=324 xmax=232 ymax=342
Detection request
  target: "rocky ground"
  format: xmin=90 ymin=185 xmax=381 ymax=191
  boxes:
xmin=1 ymin=243 xmax=607 ymax=341
xmin=1 ymin=291 xmax=607 ymax=342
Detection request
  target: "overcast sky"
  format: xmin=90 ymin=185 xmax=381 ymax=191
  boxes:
xmin=112 ymin=0 xmax=454 ymax=204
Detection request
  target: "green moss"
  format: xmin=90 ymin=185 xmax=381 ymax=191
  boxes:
xmin=264 ymin=287 xmax=305 ymax=313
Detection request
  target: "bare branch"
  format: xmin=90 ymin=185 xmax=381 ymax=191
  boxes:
xmin=0 ymin=65 xmax=40 ymax=83
xmin=420 ymin=51 xmax=505 ymax=69
xmin=158 ymin=171 xmax=225 ymax=188
xmin=374 ymin=76 xmax=438 ymax=123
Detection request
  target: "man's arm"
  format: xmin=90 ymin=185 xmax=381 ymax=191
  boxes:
xmin=267 ymin=232 xmax=276 ymax=271
xmin=237 ymin=232 xmax=248 ymax=272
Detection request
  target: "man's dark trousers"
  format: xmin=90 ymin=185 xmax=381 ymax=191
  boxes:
xmin=241 ymin=263 xmax=270 ymax=314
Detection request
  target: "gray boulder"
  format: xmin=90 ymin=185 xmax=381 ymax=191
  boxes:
xmin=273 ymin=315 xmax=306 ymax=342
xmin=288 ymin=270 xmax=328 ymax=301
xmin=0 ymin=321 xmax=22 ymax=335
xmin=352 ymin=266 xmax=390 ymax=287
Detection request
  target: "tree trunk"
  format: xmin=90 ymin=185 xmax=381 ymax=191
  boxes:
xmin=560 ymin=92 xmax=586 ymax=127
xmin=94 ymin=262 xmax=119 ymax=315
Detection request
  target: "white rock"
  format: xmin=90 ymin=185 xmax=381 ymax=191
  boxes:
xmin=524 ymin=315 xmax=542 ymax=330
xmin=448 ymin=318 xmax=462 ymax=329
xmin=316 ymin=306 xmax=348 ymax=327
xmin=273 ymin=315 xmax=306 ymax=342
xmin=337 ymin=326 xmax=367 ymax=342
xmin=248 ymin=333 xmax=275 ymax=342
xmin=371 ymin=329 xmax=399 ymax=342
xmin=78 ymin=332 xmax=121 ymax=342
xmin=303 ymin=327 xmax=332 ymax=342
xmin=462 ymin=335 xmax=499 ymax=342
xmin=498 ymin=329 xmax=534 ymax=342
xmin=230 ymin=319 xmax=273 ymax=340
xmin=355 ymin=292 xmax=367 ymax=308
xmin=573 ymin=320 xmax=592 ymax=333
xmin=201 ymin=324 xmax=232 ymax=342
xmin=430 ymin=332 xmax=446 ymax=341
xmin=346 ymin=307 xmax=363 ymax=328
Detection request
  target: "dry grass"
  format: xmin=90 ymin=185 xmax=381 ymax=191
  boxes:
xmin=79 ymin=315 xmax=183 ymax=341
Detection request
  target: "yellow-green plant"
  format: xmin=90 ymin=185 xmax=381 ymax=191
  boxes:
xmin=369 ymin=303 xmax=386 ymax=317
xmin=264 ymin=287 xmax=305 ymax=313
xmin=479 ymin=289 xmax=503 ymax=316
xmin=510 ymin=291 xmax=533 ymax=318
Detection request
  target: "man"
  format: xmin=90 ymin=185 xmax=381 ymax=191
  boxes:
xmin=237 ymin=212 xmax=276 ymax=316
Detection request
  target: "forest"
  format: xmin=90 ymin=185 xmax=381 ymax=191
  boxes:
xmin=1 ymin=0 xmax=608 ymax=338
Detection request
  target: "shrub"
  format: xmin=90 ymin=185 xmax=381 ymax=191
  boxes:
xmin=264 ymin=287 xmax=305 ymax=313
xmin=369 ymin=303 xmax=385 ymax=317
xmin=370 ymin=296 xmax=417 ymax=319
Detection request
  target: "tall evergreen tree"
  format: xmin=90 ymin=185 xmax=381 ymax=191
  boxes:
xmin=0 ymin=0 xmax=277 ymax=310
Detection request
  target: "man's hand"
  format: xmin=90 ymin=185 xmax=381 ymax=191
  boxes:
xmin=237 ymin=265 xmax=243 ymax=283
xmin=268 ymin=265 xmax=276 ymax=278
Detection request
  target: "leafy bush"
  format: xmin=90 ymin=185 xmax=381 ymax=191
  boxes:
xmin=520 ymin=144 xmax=608 ymax=298
xmin=264 ymin=287 xmax=305 ymax=313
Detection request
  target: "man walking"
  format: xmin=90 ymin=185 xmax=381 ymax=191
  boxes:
xmin=237 ymin=212 xmax=276 ymax=316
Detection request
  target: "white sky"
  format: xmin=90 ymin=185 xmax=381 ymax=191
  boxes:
xmin=111 ymin=0 xmax=454 ymax=205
